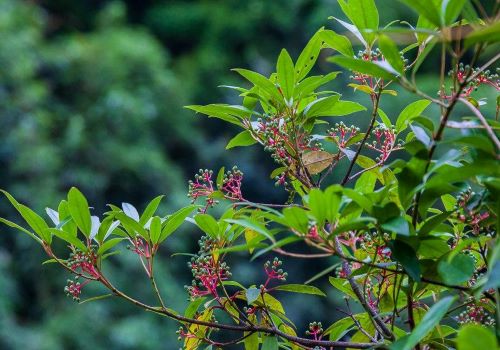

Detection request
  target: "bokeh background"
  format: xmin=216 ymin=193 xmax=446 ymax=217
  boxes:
xmin=0 ymin=1 xmax=497 ymax=349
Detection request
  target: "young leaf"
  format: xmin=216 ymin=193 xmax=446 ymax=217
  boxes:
xmin=67 ymin=187 xmax=92 ymax=237
xmin=276 ymin=49 xmax=295 ymax=100
xmin=226 ymin=130 xmax=257 ymax=149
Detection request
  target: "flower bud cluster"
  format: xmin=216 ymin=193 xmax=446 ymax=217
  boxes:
xmin=127 ymin=236 xmax=150 ymax=258
xmin=64 ymin=247 xmax=99 ymax=302
xmin=366 ymin=126 xmax=402 ymax=163
xmin=67 ymin=246 xmax=100 ymax=279
xmin=188 ymin=167 xmax=245 ymax=212
xmin=351 ymin=49 xmax=407 ymax=88
xmin=64 ymin=276 xmax=86 ymax=302
xmin=445 ymin=63 xmax=500 ymax=100
xmin=454 ymin=188 xmax=492 ymax=236
xmin=188 ymin=169 xmax=217 ymax=212
xmin=264 ymin=257 xmax=287 ymax=284
xmin=306 ymin=321 xmax=324 ymax=341
xmin=221 ymin=166 xmax=243 ymax=201
xmin=185 ymin=236 xmax=231 ymax=300
xmin=328 ymin=122 xmax=360 ymax=148
xmin=456 ymin=301 xmax=495 ymax=327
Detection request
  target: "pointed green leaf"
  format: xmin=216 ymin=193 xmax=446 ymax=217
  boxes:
xmin=67 ymin=187 xmax=92 ymax=237
xmin=139 ymin=195 xmax=164 ymax=226
xmin=277 ymin=49 xmax=295 ymax=100
xmin=226 ymin=130 xmax=257 ymax=149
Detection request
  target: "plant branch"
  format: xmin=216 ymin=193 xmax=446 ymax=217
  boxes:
xmin=341 ymin=89 xmax=383 ymax=185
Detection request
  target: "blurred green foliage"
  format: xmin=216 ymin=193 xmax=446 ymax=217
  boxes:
xmin=3 ymin=0 xmax=495 ymax=349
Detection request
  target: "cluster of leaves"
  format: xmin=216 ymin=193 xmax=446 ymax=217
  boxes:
xmin=1 ymin=0 xmax=500 ymax=349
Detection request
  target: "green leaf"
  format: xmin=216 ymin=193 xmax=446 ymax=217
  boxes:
xmin=304 ymin=95 xmax=340 ymax=118
xmin=261 ymin=335 xmax=278 ymax=350
xmin=378 ymin=109 xmax=392 ymax=127
xmin=464 ymin=20 xmax=500 ymax=47
xmin=139 ymin=195 xmax=164 ymax=226
xmin=186 ymin=104 xmax=247 ymax=126
xmin=395 ymin=100 xmax=431 ymax=133
xmin=443 ymin=0 xmax=466 ymax=25
xmin=326 ymin=100 xmax=366 ymax=116
xmin=232 ymin=68 xmax=281 ymax=102
xmin=294 ymin=72 xmax=340 ymax=98
xmin=331 ymin=217 xmax=376 ymax=236
xmin=49 ymin=228 xmax=87 ymax=251
xmin=97 ymin=237 xmax=125 ymax=255
xmin=226 ymin=130 xmax=257 ymax=149
xmin=397 ymin=0 xmax=441 ymax=26
xmin=328 ymin=56 xmax=398 ymax=80
xmin=337 ymin=0 xmax=379 ymax=44
xmin=295 ymin=29 xmax=322 ymax=81
xmin=149 ymin=216 xmax=162 ymax=244
xmin=1 ymin=190 xmax=50 ymax=242
xmin=115 ymin=212 xmax=148 ymax=239
xmin=390 ymin=239 xmax=420 ymax=281
xmin=184 ymin=297 xmax=207 ymax=319
xmin=67 ymin=187 xmax=92 ymax=237
xmin=194 ymin=214 xmax=219 ymax=238
xmin=457 ymin=324 xmax=497 ymax=350
xmin=226 ymin=218 xmax=274 ymax=242
xmin=328 ymin=277 xmax=357 ymax=298
xmin=0 ymin=218 xmax=42 ymax=244
xmin=274 ymin=284 xmax=326 ymax=296
xmin=381 ymin=217 xmax=410 ymax=236
xmin=324 ymin=316 xmax=355 ymax=340
xmin=379 ymin=34 xmax=404 ymax=74
xmin=246 ymin=287 xmax=261 ymax=304
xmin=277 ymin=49 xmax=295 ymax=100
xmin=160 ymin=205 xmax=196 ymax=242
xmin=282 ymin=207 xmax=309 ymax=234
xmin=437 ymin=253 xmax=475 ymax=285
xmin=319 ymin=29 xmax=354 ymax=57
xmin=390 ymin=296 xmax=456 ymax=350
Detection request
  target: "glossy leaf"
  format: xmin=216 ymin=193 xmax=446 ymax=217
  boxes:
xmin=67 ymin=187 xmax=92 ymax=237
xmin=226 ymin=130 xmax=257 ymax=149
xmin=277 ymin=49 xmax=295 ymax=100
